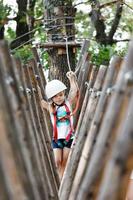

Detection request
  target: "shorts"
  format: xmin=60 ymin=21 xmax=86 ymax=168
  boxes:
xmin=52 ymin=139 xmax=73 ymax=149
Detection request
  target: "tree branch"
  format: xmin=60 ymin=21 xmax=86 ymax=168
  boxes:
xmin=89 ymin=0 xmax=107 ymax=44
xmin=123 ymin=2 xmax=133 ymax=11
xmin=74 ymin=1 xmax=89 ymax=7
xmin=113 ymin=38 xmax=130 ymax=43
xmin=99 ymin=0 xmax=121 ymax=9
xmin=108 ymin=2 xmax=123 ymax=41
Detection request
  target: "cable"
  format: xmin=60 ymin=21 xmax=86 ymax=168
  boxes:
xmin=11 ymin=37 xmax=35 ymax=52
xmin=45 ymin=23 xmax=75 ymax=31
xmin=44 ymin=16 xmax=75 ymax=21
xmin=10 ymin=25 xmax=45 ymax=44
xmin=10 ymin=22 xmax=74 ymax=46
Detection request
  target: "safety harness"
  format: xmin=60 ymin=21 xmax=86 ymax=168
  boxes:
xmin=53 ymin=103 xmax=74 ymax=142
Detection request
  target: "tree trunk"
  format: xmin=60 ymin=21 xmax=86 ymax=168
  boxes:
xmin=27 ymin=0 xmax=36 ymax=32
xmin=44 ymin=0 xmax=77 ymax=87
xmin=0 ymin=26 xmax=4 ymax=39
xmin=90 ymin=0 xmax=123 ymax=45
xmin=10 ymin=0 xmax=32 ymax=49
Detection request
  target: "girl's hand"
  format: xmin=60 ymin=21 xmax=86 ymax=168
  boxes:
xmin=66 ymin=71 xmax=76 ymax=80
xmin=41 ymin=99 xmax=49 ymax=111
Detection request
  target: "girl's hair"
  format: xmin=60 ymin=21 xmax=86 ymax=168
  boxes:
xmin=51 ymin=102 xmax=56 ymax=113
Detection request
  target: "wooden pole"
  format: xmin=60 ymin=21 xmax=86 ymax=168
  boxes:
xmin=22 ymin=64 xmax=58 ymax=199
xmin=75 ymin=65 xmax=98 ymax=134
xmin=27 ymin=59 xmax=60 ymax=190
xmin=0 ymin=40 xmax=41 ymax=199
xmin=69 ymin=56 xmax=122 ymax=200
xmin=0 ymin=87 xmax=27 ymax=200
xmin=74 ymin=53 xmax=92 ymax=127
xmin=32 ymin=47 xmax=53 ymax=138
xmin=76 ymin=39 xmax=133 ymax=200
xmin=97 ymin=92 xmax=133 ymax=200
xmin=75 ymin=39 xmax=90 ymax=76
xmin=13 ymin=57 xmax=51 ymax=198
xmin=59 ymin=65 xmax=107 ymax=200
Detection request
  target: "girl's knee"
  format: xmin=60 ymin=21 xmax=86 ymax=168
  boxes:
xmin=55 ymin=158 xmax=62 ymax=168
xmin=62 ymin=157 xmax=67 ymax=168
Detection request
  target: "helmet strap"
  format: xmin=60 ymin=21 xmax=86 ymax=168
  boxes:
xmin=53 ymin=100 xmax=65 ymax=107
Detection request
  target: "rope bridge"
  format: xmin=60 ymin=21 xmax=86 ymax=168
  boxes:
xmin=0 ymin=39 xmax=133 ymax=200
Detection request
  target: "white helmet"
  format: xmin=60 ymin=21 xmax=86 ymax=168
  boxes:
xmin=45 ymin=79 xmax=67 ymax=99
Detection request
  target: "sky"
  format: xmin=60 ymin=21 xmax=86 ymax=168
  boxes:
xmin=3 ymin=0 xmax=90 ymax=13
xmin=4 ymin=0 xmax=17 ymax=10
xmin=3 ymin=0 xmax=133 ymax=15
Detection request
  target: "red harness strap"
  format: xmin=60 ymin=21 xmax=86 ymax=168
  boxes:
xmin=53 ymin=103 xmax=74 ymax=142
xmin=64 ymin=104 xmax=74 ymax=142
xmin=53 ymin=111 xmax=58 ymax=141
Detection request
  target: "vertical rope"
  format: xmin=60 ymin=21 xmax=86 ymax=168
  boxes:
xmin=64 ymin=37 xmax=72 ymax=71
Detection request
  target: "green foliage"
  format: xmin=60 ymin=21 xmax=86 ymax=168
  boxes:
xmin=89 ymin=42 xmax=128 ymax=67
xmin=75 ymin=11 xmax=91 ymax=38
xmin=89 ymin=43 xmax=115 ymax=67
xmin=115 ymin=44 xmax=128 ymax=57
xmin=5 ymin=27 xmax=16 ymax=40
xmin=2 ymin=0 xmax=132 ymax=70
xmin=39 ymin=50 xmax=49 ymax=69
xmin=34 ymin=0 xmax=44 ymax=19
xmin=13 ymin=45 xmax=33 ymax=64
xmin=0 ymin=1 xmax=11 ymax=28
xmin=89 ymin=43 xmax=113 ymax=66
xmin=34 ymin=25 xmax=47 ymax=43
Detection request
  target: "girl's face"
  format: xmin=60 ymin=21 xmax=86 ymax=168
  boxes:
xmin=52 ymin=91 xmax=65 ymax=105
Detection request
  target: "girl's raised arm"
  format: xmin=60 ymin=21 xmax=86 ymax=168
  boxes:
xmin=67 ymin=71 xmax=79 ymax=105
xmin=37 ymin=85 xmax=49 ymax=111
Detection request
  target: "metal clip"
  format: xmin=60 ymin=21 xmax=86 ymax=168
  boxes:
xmin=125 ymin=70 xmax=133 ymax=85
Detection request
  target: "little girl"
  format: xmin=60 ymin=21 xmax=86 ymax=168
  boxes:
xmin=41 ymin=71 xmax=79 ymax=180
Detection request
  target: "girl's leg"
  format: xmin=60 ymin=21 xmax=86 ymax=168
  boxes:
xmin=60 ymin=147 xmax=71 ymax=179
xmin=125 ymin=179 xmax=133 ymax=200
xmin=53 ymin=148 xmax=63 ymax=180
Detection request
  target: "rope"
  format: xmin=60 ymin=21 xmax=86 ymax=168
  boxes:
xmin=65 ymin=37 xmax=80 ymax=116
xmin=64 ymin=37 xmax=72 ymax=71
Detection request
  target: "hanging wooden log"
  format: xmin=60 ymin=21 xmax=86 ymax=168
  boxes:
xmin=71 ymin=67 xmax=98 ymax=157
xmin=75 ymin=65 xmax=98 ymax=133
xmin=69 ymin=56 xmax=122 ymax=200
xmin=11 ymin=54 xmax=51 ymax=199
xmin=59 ymin=64 xmax=107 ymax=200
xmin=28 ymin=59 xmax=60 ymax=189
xmin=28 ymin=59 xmax=52 ymax=143
xmin=32 ymin=47 xmax=47 ymax=87
xmin=97 ymin=91 xmax=133 ymax=200
xmin=0 ymin=87 xmax=27 ymax=200
xmin=75 ymin=39 xmax=90 ymax=76
xmin=32 ymin=47 xmax=53 ymax=138
xmin=76 ymin=40 xmax=133 ymax=200
xmin=12 ymin=57 xmax=51 ymax=198
xmin=22 ymin=63 xmax=58 ymax=199
xmin=74 ymin=54 xmax=92 ymax=127
xmin=0 ymin=40 xmax=41 ymax=200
